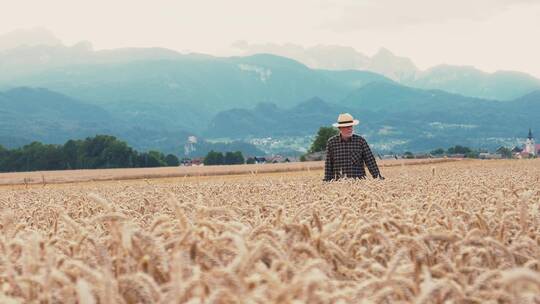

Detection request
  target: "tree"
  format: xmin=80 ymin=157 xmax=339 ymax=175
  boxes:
xmin=147 ymin=151 xmax=167 ymax=167
xmin=430 ymin=148 xmax=445 ymax=155
xmin=0 ymin=145 xmax=7 ymax=170
xmin=1 ymin=148 xmax=23 ymax=172
xmin=224 ymin=152 xmax=236 ymax=165
xmin=63 ymin=139 xmax=81 ymax=169
xmin=447 ymin=145 xmax=472 ymax=154
xmin=20 ymin=142 xmax=64 ymax=171
xmin=465 ymin=151 xmax=479 ymax=158
xmin=496 ymin=146 xmax=513 ymax=159
xmin=246 ymin=157 xmax=256 ymax=164
xmin=102 ymin=140 xmax=134 ymax=168
xmin=232 ymin=151 xmax=244 ymax=164
xmin=309 ymin=127 xmax=339 ymax=153
xmin=165 ymin=154 xmax=180 ymax=166
xmin=204 ymin=150 xmax=224 ymax=165
xmin=404 ymin=151 xmax=414 ymax=159
xmin=218 ymin=151 xmax=245 ymax=165
xmin=0 ymin=135 xmax=176 ymax=172
xmin=38 ymin=144 xmax=65 ymax=170
xmin=80 ymin=135 xmax=119 ymax=168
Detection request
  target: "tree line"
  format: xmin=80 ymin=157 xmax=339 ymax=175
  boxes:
xmin=203 ymin=150 xmax=245 ymax=165
xmin=304 ymin=127 xmax=516 ymax=159
xmin=0 ymin=135 xmax=180 ymax=172
xmin=428 ymin=145 xmax=513 ymax=158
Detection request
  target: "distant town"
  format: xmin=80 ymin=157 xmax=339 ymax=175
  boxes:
xmin=178 ymin=129 xmax=539 ymax=166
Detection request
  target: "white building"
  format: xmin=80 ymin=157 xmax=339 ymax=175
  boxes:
xmin=524 ymin=129 xmax=537 ymax=156
xmin=184 ymin=136 xmax=198 ymax=156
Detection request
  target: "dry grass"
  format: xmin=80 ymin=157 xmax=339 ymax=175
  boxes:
xmin=0 ymin=158 xmax=458 ymax=186
xmin=0 ymin=159 xmax=539 ymax=303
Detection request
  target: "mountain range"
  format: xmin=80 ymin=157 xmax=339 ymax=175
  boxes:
xmin=2 ymin=29 xmax=540 ymax=101
xmin=2 ymin=82 xmax=538 ymax=155
xmin=207 ymin=83 xmax=540 ymax=151
xmin=0 ymin=87 xmax=263 ymax=157
xmin=1 ymin=53 xmax=391 ymax=132
xmin=1 ymin=28 xmax=540 ymax=155
xmin=234 ymin=42 xmax=540 ymax=100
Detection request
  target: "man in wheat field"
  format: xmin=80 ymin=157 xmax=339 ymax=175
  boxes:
xmin=324 ymin=113 xmax=384 ymax=181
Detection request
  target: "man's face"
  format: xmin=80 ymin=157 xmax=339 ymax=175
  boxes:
xmin=339 ymin=126 xmax=353 ymax=139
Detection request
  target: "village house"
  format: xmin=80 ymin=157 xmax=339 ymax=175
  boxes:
xmin=180 ymin=157 xmax=203 ymax=166
xmin=479 ymin=153 xmax=502 ymax=160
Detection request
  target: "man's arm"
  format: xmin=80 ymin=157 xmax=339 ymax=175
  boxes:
xmin=323 ymin=141 xmax=334 ymax=181
xmin=361 ymin=139 xmax=383 ymax=179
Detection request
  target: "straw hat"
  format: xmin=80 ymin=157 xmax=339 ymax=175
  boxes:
xmin=332 ymin=113 xmax=359 ymax=128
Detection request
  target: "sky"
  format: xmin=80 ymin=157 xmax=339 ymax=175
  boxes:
xmin=1 ymin=0 xmax=539 ymax=77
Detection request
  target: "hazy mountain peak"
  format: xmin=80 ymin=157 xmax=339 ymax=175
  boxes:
xmin=233 ymin=41 xmax=370 ymax=70
xmin=372 ymin=47 xmax=395 ymax=58
xmin=235 ymin=53 xmax=309 ymax=69
xmin=5 ymin=86 xmax=47 ymax=94
xmin=425 ymin=64 xmax=479 ymax=73
xmin=72 ymin=40 xmax=94 ymax=51
xmin=0 ymin=28 xmax=62 ymax=51
xmin=233 ymin=42 xmax=419 ymax=83
xmin=413 ymin=65 xmax=540 ymax=100
xmin=2 ymin=87 xmax=79 ymax=104
xmin=254 ymin=102 xmax=279 ymax=112
xmin=293 ymin=96 xmax=335 ymax=112
xmin=514 ymin=89 xmax=540 ymax=102
xmin=368 ymin=48 xmax=418 ymax=82
xmin=232 ymin=42 xmax=540 ymax=100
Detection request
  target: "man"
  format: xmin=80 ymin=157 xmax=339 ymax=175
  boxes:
xmin=324 ymin=113 xmax=384 ymax=181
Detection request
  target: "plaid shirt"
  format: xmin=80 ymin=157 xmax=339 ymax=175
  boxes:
xmin=324 ymin=134 xmax=381 ymax=181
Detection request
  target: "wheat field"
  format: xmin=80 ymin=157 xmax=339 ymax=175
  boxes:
xmin=0 ymin=159 xmax=539 ymax=303
xmin=0 ymin=159 xmax=456 ymax=186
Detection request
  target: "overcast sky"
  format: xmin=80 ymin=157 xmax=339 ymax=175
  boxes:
xmin=1 ymin=0 xmax=539 ymax=77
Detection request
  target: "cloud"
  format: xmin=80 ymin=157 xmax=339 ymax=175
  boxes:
xmin=321 ymin=0 xmax=540 ymax=31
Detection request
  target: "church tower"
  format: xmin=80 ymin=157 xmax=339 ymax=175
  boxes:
xmin=524 ymin=128 xmax=536 ymax=156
